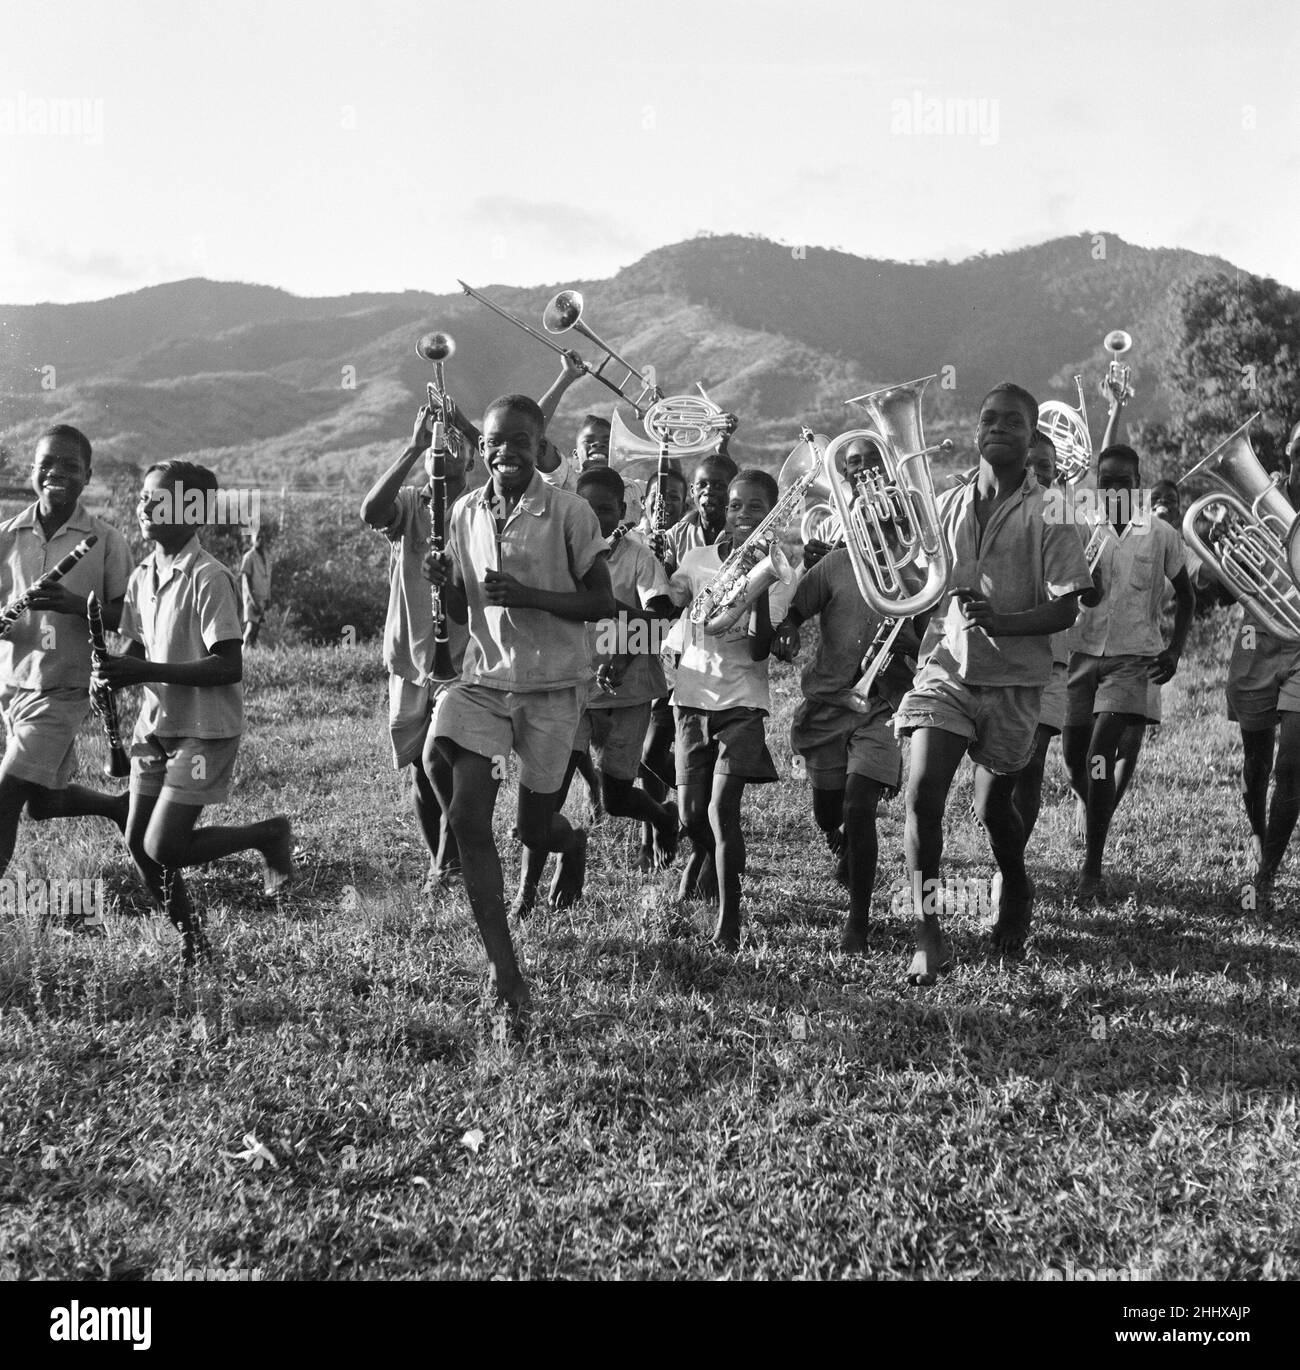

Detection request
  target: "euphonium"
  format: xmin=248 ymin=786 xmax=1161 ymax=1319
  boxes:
xmin=1180 ymin=415 xmax=1300 ymax=641
xmin=1037 ymin=375 xmax=1092 ymax=484
xmin=827 ymin=374 xmax=953 ymax=619
xmin=688 ymin=428 xmax=826 ymax=636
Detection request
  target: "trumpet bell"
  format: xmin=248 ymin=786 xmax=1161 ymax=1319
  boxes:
xmin=415 ymin=331 xmax=455 ymax=363
xmin=544 ymin=290 xmax=584 ymax=334
xmin=1104 ymin=329 xmax=1132 ymax=356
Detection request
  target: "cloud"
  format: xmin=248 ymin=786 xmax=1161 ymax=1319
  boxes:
xmin=460 ymin=196 xmax=646 ymax=262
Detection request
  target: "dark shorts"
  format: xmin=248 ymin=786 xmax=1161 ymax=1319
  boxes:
xmin=1065 ymin=652 xmax=1155 ymax=727
xmin=1226 ymin=627 xmax=1300 ymax=732
xmin=674 ymin=705 xmax=779 ymax=785
xmin=789 ymin=696 xmax=902 ymax=791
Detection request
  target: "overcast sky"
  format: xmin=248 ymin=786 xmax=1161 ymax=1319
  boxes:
xmin=2 ymin=0 xmax=1296 ymax=304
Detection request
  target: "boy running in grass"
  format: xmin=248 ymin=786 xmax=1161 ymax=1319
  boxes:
xmin=893 ymin=383 xmax=1092 ymax=983
xmin=666 ymin=468 xmax=793 ymax=950
xmin=773 ymin=458 xmax=920 ymax=951
xmin=0 ymin=425 xmax=133 ymax=882
xmin=423 ymin=395 xmax=614 ymax=1024
xmin=637 ymin=466 xmax=689 ymax=869
xmin=359 ymin=400 xmax=472 ymax=891
xmin=1062 ymin=443 xmax=1192 ymax=901
xmin=94 ymin=462 xmax=293 ymax=964
xmin=512 ymin=467 xmax=678 ymax=906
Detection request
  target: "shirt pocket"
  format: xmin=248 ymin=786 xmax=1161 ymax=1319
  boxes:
xmin=1126 ymin=543 xmax=1157 ymax=593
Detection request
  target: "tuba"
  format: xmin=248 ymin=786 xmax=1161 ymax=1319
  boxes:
xmin=1037 ymin=375 xmax=1092 ymax=484
xmin=1180 ymin=414 xmax=1300 ymax=641
xmin=687 ymin=428 xmax=828 ymax=636
xmin=827 ymin=375 xmax=953 ymax=619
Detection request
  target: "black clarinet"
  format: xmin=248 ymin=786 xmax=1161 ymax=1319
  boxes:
xmin=0 ymin=535 xmax=98 ymax=640
xmin=86 ymin=591 xmax=131 ymax=779
xmin=428 ymin=417 xmax=455 ymax=682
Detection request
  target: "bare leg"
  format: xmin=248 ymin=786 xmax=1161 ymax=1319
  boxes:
xmin=419 ymin=749 xmax=459 ymax=877
xmin=902 ymin=727 xmax=967 ymax=984
xmin=513 ymin=751 xmax=581 ymax=918
xmin=600 ymin=773 xmax=677 ymax=862
xmin=1011 ymin=725 xmax=1054 ymax=845
xmin=574 ymin=748 xmax=602 ymax=819
xmin=709 ymin=773 xmax=747 ymax=950
xmin=973 ymin=763 xmax=1032 ymax=952
xmin=124 ymin=791 xmax=205 ymax=962
xmin=517 ymin=783 xmax=586 ymax=911
xmin=1078 ymin=712 xmax=1138 ymax=896
xmin=638 ymin=701 xmax=675 ymax=869
xmin=676 ymin=775 xmax=717 ymax=904
xmin=1263 ymin=711 xmax=1300 ymax=879
xmin=434 ymin=739 xmax=526 ymax=1008
xmin=143 ymin=795 xmax=292 ymax=895
xmin=1112 ymin=723 xmax=1146 ymax=811
xmin=840 ymin=775 xmax=883 ymax=952
xmin=1240 ymin=726 xmax=1274 ymax=870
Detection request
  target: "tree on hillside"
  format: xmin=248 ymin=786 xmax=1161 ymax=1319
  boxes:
xmin=1165 ymin=271 xmax=1300 ymax=469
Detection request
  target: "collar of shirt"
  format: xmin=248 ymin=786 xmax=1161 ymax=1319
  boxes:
xmin=12 ymin=499 xmax=97 ymax=538
xmin=947 ymin=468 xmax=1039 ymax=541
xmin=148 ymin=534 xmax=204 ymax=591
xmin=469 ymin=470 xmax=551 ymax=522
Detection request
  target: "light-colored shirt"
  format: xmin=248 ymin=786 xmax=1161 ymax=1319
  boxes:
xmin=239 ymin=547 xmax=272 ymax=613
xmin=589 ymin=533 xmax=669 ymax=709
xmin=667 ymin=543 xmax=793 ymax=712
xmin=665 ymin=509 xmax=723 ymax=570
xmin=917 ymin=471 xmax=1093 ymax=687
xmin=1071 ymin=515 xmax=1184 ymax=657
xmin=0 ymin=501 xmax=132 ymax=690
xmin=380 ymin=484 xmax=468 ymax=687
xmin=118 ymin=536 xmax=243 ymax=738
xmin=790 ymin=548 xmax=890 ymax=703
xmin=447 ymin=470 xmax=607 ymax=691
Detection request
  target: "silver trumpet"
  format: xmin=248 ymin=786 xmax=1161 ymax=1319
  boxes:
xmin=1180 ymin=414 xmax=1300 ymax=641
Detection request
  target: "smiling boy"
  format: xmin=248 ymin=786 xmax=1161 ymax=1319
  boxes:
xmin=424 ymin=394 xmax=614 ymax=1028
xmin=0 ymin=425 xmax=133 ymax=882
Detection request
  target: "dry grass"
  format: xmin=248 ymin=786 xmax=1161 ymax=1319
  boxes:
xmin=1 ymin=608 xmax=1297 ymax=1280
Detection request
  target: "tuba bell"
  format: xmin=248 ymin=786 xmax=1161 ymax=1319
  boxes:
xmin=1180 ymin=414 xmax=1300 ymax=640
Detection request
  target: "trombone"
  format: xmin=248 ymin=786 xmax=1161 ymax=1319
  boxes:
xmin=459 ymin=280 xmax=663 ymax=417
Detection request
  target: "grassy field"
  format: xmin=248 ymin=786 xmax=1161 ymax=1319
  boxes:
xmin=1 ymin=606 xmax=1297 ymax=1281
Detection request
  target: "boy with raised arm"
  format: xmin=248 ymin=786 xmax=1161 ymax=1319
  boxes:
xmin=666 ymin=468 xmax=793 ymax=951
xmin=893 ymin=384 xmax=1092 ymax=984
xmin=94 ymin=462 xmax=293 ymax=964
xmin=423 ymin=395 xmax=613 ymax=1027
xmin=1062 ymin=443 xmax=1192 ymax=901
xmin=359 ymin=400 xmax=472 ymax=890
xmin=0 ymin=425 xmax=133 ymax=882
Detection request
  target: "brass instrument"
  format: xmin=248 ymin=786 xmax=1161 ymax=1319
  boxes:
xmin=687 ymin=429 xmax=825 ymax=636
xmin=609 ymin=387 xmax=731 ymax=464
xmin=1037 ymin=376 xmax=1092 ymax=485
xmin=1103 ymin=328 xmax=1134 ymax=402
xmin=820 ymin=376 xmax=953 ymax=711
xmin=1180 ymin=414 xmax=1300 ymax=640
xmin=415 ymin=330 xmax=457 ymax=681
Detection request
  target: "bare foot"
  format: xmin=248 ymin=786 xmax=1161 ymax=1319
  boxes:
xmin=653 ymin=808 xmax=680 ymax=868
xmin=986 ymin=876 xmax=1034 ymax=957
xmin=1073 ymin=798 xmax=1086 ymax=842
xmin=549 ymin=830 xmax=588 ymax=910
xmin=839 ymin=914 xmax=869 ymax=953
xmin=508 ymin=883 xmax=540 ymax=921
xmin=1074 ymin=872 xmax=1106 ymax=904
xmin=636 ymin=845 xmax=655 ymax=874
xmin=834 ymin=850 xmax=849 ymax=888
xmin=905 ymin=920 xmax=952 ymax=986
xmin=262 ymin=817 xmax=293 ymax=895
xmin=712 ymin=915 xmax=740 ymax=952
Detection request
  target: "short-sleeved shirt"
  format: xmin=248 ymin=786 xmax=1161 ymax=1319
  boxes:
xmin=239 ymin=547 xmax=272 ymax=606
xmin=447 ymin=470 xmax=607 ymax=691
xmin=790 ymin=548 xmax=891 ymax=702
xmin=1071 ymin=516 xmax=1184 ymax=657
xmin=380 ymin=484 xmax=468 ymax=686
xmin=118 ymin=536 xmax=243 ymax=738
xmin=917 ymin=471 xmax=1093 ymax=687
xmin=665 ymin=510 xmax=723 ymax=568
xmin=0 ymin=501 xmax=133 ymax=691
xmin=667 ymin=542 xmax=793 ymax=713
xmin=589 ymin=534 xmax=669 ymax=709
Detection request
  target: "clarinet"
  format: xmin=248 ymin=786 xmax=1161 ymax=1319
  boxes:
xmin=606 ymin=521 xmax=635 ymax=552
xmin=650 ymin=440 xmax=670 ymax=565
xmin=428 ymin=417 xmax=455 ymax=682
xmin=86 ymin=590 xmax=131 ymax=779
xmin=0 ymin=535 xmax=98 ymax=640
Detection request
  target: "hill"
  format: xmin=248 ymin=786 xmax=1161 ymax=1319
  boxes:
xmin=0 ymin=233 xmax=1240 ymax=490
